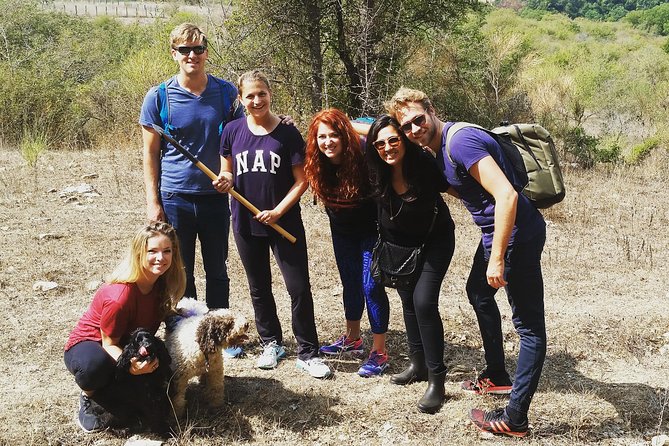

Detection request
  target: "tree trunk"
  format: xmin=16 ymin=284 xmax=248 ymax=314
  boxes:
xmin=304 ymin=0 xmax=324 ymax=112
xmin=333 ymin=0 xmax=363 ymax=115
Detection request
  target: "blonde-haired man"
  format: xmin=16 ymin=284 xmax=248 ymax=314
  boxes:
xmin=139 ymin=23 xmax=243 ymax=323
xmin=387 ymin=87 xmax=547 ymax=438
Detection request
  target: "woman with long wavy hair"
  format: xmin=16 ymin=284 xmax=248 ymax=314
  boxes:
xmin=304 ymin=108 xmax=390 ymax=377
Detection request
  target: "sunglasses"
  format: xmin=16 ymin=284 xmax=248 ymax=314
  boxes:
xmin=373 ymin=135 xmax=401 ymax=151
xmin=174 ymin=45 xmax=207 ymax=55
xmin=400 ymin=114 xmax=427 ymax=134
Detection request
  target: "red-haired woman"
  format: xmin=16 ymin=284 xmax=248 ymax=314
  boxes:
xmin=304 ymin=109 xmax=390 ymax=377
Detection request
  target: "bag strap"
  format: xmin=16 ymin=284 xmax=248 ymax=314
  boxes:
xmin=156 ymin=76 xmax=177 ymax=137
xmin=444 ymin=122 xmax=484 ymax=164
xmin=420 ymin=202 xmax=439 ymax=248
xmin=376 ymin=195 xmax=440 ymax=248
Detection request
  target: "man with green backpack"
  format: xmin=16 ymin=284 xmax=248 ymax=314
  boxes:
xmin=386 ymin=87 xmax=558 ymax=438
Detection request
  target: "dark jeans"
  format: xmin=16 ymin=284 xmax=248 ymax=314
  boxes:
xmin=397 ymin=228 xmax=455 ymax=373
xmin=161 ymin=191 xmax=230 ymax=309
xmin=466 ymin=230 xmax=547 ymax=418
xmin=233 ymin=223 xmax=319 ymax=360
xmin=64 ymin=340 xmax=115 ymax=392
xmin=331 ymin=231 xmax=389 ymax=334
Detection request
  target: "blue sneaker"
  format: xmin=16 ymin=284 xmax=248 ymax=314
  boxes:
xmin=76 ymin=392 xmax=106 ymax=433
xmin=319 ymin=335 xmax=364 ymax=356
xmin=223 ymin=345 xmax=243 ymax=358
xmin=358 ymin=351 xmax=389 ymax=377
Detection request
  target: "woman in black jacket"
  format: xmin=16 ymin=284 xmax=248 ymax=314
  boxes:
xmin=366 ymin=115 xmax=456 ymax=413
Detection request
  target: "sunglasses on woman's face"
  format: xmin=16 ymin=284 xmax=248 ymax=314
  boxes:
xmin=373 ymin=135 xmax=401 ymax=151
xmin=399 ymin=114 xmax=427 ymax=134
xmin=174 ymin=45 xmax=207 ymax=55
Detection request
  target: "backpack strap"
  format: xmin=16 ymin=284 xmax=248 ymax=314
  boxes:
xmin=157 ymin=75 xmax=235 ymax=138
xmin=216 ymin=77 xmax=231 ymax=136
xmin=156 ymin=76 xmax=177 ymax=137
xmin=444 ymin=122 xmax=484 ymax=164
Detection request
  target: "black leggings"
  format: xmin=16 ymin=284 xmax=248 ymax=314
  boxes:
xmin=397 ymin=228 xmax=455 ymax=372
xmin=64 ymin=340 xmax=115 ymax=392
xmin=233 ymin=223 xmax=319 ymax=360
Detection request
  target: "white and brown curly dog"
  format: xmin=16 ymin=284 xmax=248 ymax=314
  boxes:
xmin=164 ymin=298 xmax=248 ymax=417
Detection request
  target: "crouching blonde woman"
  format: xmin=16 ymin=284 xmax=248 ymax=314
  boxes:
xmin=64 ymin=222 xmax=185 ymax=432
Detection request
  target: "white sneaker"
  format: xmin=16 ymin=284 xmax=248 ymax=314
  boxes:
xmin=296 ymin=357 xmax=332 ymax=378
xmin=223 ymin=345 xmax=243 ymax=359
xmin=256 ymin=341 xmax=286 ymax=369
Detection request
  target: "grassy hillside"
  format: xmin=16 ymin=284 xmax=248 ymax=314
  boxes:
xmin=1 ymin=1 xmax=667 ymax=170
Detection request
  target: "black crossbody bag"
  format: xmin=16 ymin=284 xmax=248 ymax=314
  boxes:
xmin=371 ymin=202 xmax=438 ymax=289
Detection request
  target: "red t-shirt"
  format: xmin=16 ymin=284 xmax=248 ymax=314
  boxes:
xmin=64 ymin=283 xmax=162 ymax=351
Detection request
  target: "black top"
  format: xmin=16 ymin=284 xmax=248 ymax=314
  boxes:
xmin=326 ymin=197 xmax=376 ymax=236
xmin=378 ymin=151 xmax=455 ymax=247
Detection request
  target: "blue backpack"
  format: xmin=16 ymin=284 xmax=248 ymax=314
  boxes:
xmin=156 ymin=76 xmax=236 ymax=138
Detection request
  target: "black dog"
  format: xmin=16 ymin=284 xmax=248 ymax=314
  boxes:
xmin=115 ymin=328 xmax=173 ymax=434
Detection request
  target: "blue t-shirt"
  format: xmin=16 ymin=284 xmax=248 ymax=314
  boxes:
xmin=220 ymin=118 xmax=306 ymax=236
xmin=139 ymin=74 xmax=244 ymax=194
xmin=438 ymin=122 xmax=544 ymax=250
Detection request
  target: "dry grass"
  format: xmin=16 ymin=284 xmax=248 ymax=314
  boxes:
xmin=0 ymin=145 xmax=667 ymax=445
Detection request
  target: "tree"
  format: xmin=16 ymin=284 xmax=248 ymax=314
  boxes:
xmin=523 ymin=0 xmax=666 ymax=20
xmin=407 ymin=11 xmax=534 ymax=126
xmin=228 ymin=0 xmax=478 ymax=116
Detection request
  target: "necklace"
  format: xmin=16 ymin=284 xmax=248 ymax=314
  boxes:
xmin=389 ymin=195 xmax=404 ymax=221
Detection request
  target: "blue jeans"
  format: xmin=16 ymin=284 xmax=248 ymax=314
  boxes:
xmin=161 ymin=192 xmax=230 ymax=309
xmin=331 ymin=231 xmax=389 ymax=334
xmin=466 ymin=230 xmax=547 ymax=418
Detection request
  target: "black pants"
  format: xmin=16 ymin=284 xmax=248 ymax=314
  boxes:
xmin=64 ymin=341 xmax=139 ymax=426
xmin=397 ymin=228 xmax=455 ymax=372
xmin=64 ymin=340 xmax=115 ymax=392
xmin=234 ymin=223 xmax=319 ymax=360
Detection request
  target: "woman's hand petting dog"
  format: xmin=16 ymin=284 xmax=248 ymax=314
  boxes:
xmin=129 ymin=356 xmax=160 ymax=375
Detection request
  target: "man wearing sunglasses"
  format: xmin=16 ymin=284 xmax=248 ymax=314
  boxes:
xmin=385 ymin=87 xmax=547 ymax=438
xmin=139 ymin=23 xmax=244 ymax=342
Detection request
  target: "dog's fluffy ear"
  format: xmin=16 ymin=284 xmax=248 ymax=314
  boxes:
xmin=116 ymin=343 xmax=135 ymax=379
xmin=154 ymin=336 xmax=173 ymax=381
xmin=195 ymin=313 xmax=235 ymax=355
xmin=155 ymin=337 xmax=172 ymax=367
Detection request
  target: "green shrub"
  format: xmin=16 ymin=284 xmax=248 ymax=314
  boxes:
xmin=20 ymin=130 xmax=48 ymax=168
xmin=563 ymin=126 xmax=598 ymax=168
xmin=626 ymin=137 xmax=661 ymax=164
xmin=595 ymin=142 xmax=622 ymax=164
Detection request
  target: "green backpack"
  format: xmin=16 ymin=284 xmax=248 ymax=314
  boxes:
xmin=445 ymin=122 xmax=566 ymax=209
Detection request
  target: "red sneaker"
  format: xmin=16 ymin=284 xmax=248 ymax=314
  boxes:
xmin=469 ymin=408 xmax=528 ymax=438
xmin=461 ymin=370 xmax=513 ymax=395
